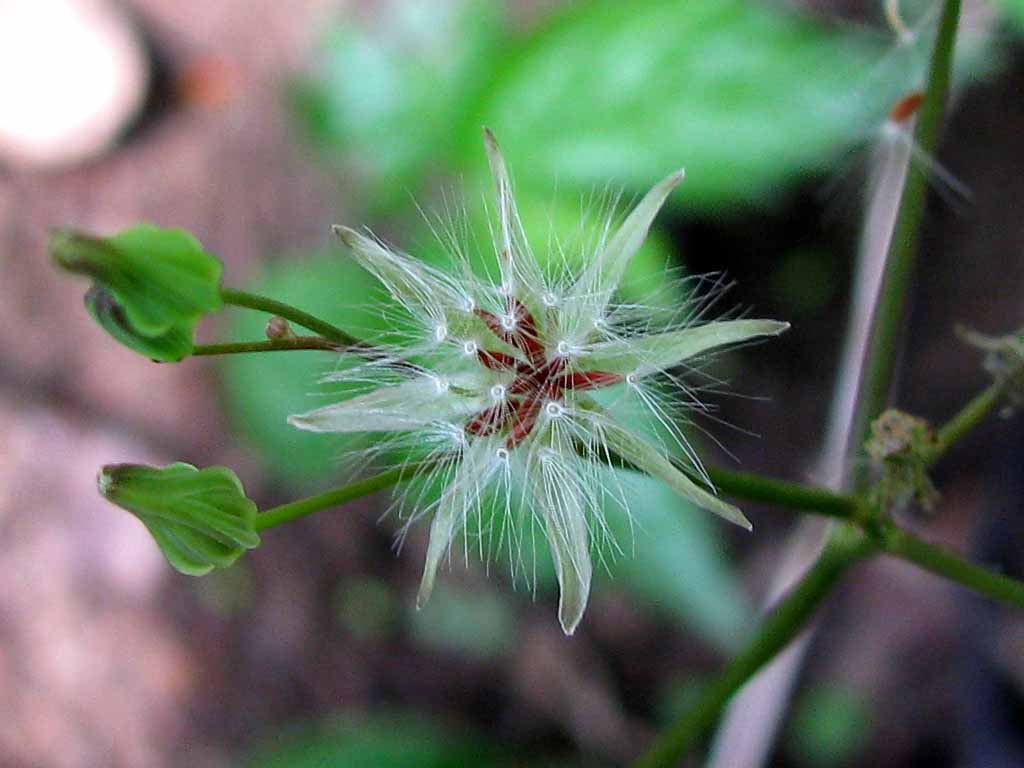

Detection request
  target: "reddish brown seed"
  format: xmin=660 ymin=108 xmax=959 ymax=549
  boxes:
xmin=889 ymin=91 xmax=924 ymax=124
xmin=508 ymin=357 xmax=566 ymax=395
xmin=477 ymin=349 xmax=518 ymax=370
xmin=508 ymin=298 xmax=545 ymax=362
xmin=474 ymin=308 xmax=505 ymax=338
xmin=506 ymin=394 xmax=545 ymax=448
xmin=466 ymin=403 xmax=512 ymax=436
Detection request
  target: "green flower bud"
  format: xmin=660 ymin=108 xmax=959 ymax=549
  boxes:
xmin=99 ymin=463 xmax=260 ymax=576
xmin=50 ymin=225 xmax=223 ymax=361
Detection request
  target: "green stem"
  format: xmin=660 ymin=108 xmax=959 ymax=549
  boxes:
xmin=881 ymin=525 xmax=1024 ymax=608
xmin=220 ymin=288 xmax=359 ymax=347
xmin=631 ymin=526 xmax=875 ymax=768
xmin=254 ymin=464 xmax=424 ymax=531
xmin=595 ymin=443 xmax=860 ymax=521
xmin=706 ymin=467 xmax=859 ymax=521
xmin=927 ymin=379 xmax=1008 ymax=464
xmin=851 ymin=0 xmax=961 ymax=468
xmin=193 ymin=337 xmax=341 ymax=356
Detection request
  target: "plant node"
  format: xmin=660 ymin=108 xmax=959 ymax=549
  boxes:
xmin=865 ymin=409 xmax=939 ymax=514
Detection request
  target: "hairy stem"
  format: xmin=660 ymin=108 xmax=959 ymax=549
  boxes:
xmin=881 ymin=526 xmax=1024 ymax=608
xmin=193 ymin=337 xmax=341 ymax=356
xmin=220 ymin=288 xmax=360 ymax=347
xmin=632 ymin=527 xmax=874 ymax=768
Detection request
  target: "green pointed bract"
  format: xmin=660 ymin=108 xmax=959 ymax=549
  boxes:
xmin=581 ymin=320 xmax=790 ymax=376
xmin=289 ymin=378 xmax=486 ymax=433
xmin=531 ymin=437 xmax=593 ymax=636
xmin=595 ymin=413 xmax=752 ymax=531
xmin=417 ymin=436 xmax=502 ymax=609
xmin=483 ymin=127 xmax=546 ymax=301
xmin=561 ymin=169 xmax=685 ymax=343
xmin=98 ymin=462 xmax=260 ymax=576
xmin=50 ymin=225 xmax=223 ymax=362
xmin=332 ymin=224 xmax=517 ymax=356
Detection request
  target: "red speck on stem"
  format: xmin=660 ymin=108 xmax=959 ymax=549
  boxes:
xmin=890 ymin=91 xmax=924 ymax=124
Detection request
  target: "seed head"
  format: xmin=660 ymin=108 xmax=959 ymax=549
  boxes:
xmin=289 ymin=129 xmax=788 ymax=634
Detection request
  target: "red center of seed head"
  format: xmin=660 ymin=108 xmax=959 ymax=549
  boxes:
xmin=466 ymin=300 xmax=622 ymax=448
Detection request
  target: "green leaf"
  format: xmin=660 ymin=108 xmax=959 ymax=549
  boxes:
xmin=469 ymin=0 xmax=892 ymax=211
xmin=301 ymin=0 xmax=913 ymax=212
xmin=50 ymin=225 xmax=223 ymax=361
xmin=291 ymin=0 xmax=505 ymax=211
xmin=99 ymin=462 xmax=259 ymax=576
xmin=245 ymin=715 xmax=502 ymax=768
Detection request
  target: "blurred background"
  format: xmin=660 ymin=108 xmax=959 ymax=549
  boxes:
xmin=2 ymin=0 xmax=1024 ymax=766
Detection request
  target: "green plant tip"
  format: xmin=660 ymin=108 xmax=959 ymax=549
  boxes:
xmin=98 ymin=462 xmax=260 ymax=576
xmin=50 ymin=225 xmax=224 ymax=362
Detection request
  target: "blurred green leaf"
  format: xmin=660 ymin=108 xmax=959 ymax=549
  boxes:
xmin=246 ymin=715 xmax=501 ymax=768
xmin=469 ymin=0 xmax=892 ymax=210
xmin=51 ymin=226 xmax=222 ymax=361
xmin=99 ymin=463 xmax=259 ymax=576
xmin=601 ymin=470 xmax=752 ymax=651
xmin=786 ymin=683 xmax=873 ymax=768
xmin=292 ymin=0 xmax=504 ymax=211
xmin=301 ymin=0 xmax=906 ymax=213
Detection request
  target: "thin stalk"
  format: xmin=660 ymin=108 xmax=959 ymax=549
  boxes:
xmin=881 ymin=525 xmax=1024 ymax=608
xmin=220 ymin=288 xmax=360 ymax=347
xmin=851 ymin=0 xmax=962 ymax=466
xmin=927 ymin=379 xmax=1009 ymax=464
xmin=255 ymin=464 xmax=423 ymax=531
xmin=706 ymin=467 xmax=859 ymax=521
xmin=631 ymin=527 xmax=874 ymax=768
xmin=595 ymin=444 xmax=860 ymax=520
xmin=193 ymin=337 xmax=341 ymax=356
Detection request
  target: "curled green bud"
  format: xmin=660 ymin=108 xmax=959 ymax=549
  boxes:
xmin=50 ymin=225 xmax=223 ymax=361
xmin=99 ymin=462 xmax=260 ymax=576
